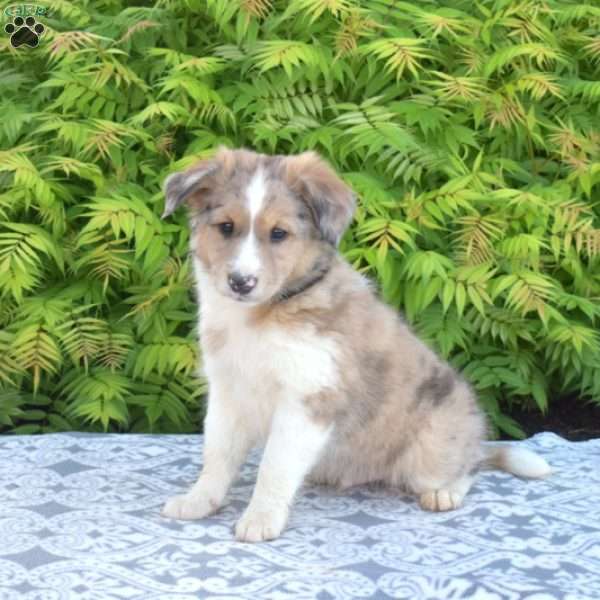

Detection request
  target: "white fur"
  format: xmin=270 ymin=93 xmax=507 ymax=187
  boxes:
xmin=162 ymin=257 xmax=340 ymax=537
xmin=161 ymin=376 xmax=255 ymax=520
xmin=233 ymin=169 xmax=266 ymax=276
xmin=247 ymin=168 xmax=266 ymax=218
xmin=235 ymin=399 xmax=332 ymax=542
xmin=197 ymin=261 xmax=339 ymax=399
xmin=488 ymin=445 xmax=552 ymax=479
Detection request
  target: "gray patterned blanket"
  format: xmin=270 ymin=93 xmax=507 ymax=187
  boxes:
xmin=0 ymin=432 xmax=598 ymax=599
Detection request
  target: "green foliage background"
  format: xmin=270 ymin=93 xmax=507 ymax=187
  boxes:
xmin=1 ymin=0 xmax=599 ymax=436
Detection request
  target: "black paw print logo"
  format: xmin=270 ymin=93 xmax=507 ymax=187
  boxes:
xmin=5 ymin=16 xmax=45 ymax=48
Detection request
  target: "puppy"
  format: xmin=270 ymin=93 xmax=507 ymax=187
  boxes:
xmin=160 ymin=147 xmax=551 ymax=542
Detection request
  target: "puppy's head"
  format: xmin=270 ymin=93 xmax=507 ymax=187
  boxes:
xmin=163 ymin=147 xmax=355 ymax=305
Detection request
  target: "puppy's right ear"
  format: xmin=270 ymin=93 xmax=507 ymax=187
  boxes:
xmin=162 ymin=160 xmax=220 ymax=219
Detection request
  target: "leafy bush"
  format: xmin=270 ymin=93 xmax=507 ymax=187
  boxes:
xmin=1 ymin=0 xmax=599 ymax=436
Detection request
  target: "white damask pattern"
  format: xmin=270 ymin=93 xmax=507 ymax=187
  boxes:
xmin=0 ymin=432 xmax=598 ymax=599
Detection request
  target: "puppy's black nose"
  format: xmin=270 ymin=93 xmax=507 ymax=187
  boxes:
xmin=228 ymin=272 xmax=257 ymax=295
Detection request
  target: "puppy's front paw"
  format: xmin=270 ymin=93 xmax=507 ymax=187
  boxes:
xmin=161 ymin=492 xmax=220 ymax=521
xmin=235 ymin=507 xmax=288 ymax=542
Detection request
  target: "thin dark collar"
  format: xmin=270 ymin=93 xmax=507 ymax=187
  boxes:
xmin=272 ymin=263 xmax=330 ymax=303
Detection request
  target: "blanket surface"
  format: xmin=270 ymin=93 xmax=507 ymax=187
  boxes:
xmin=0 ymin=432 xmax=598 ymax=599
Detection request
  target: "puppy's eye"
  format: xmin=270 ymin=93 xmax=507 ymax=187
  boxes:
xmin=218 ymin=222 xmax=234 ymax=237
xmin=270 ymin=227 xmax=288 ymax=242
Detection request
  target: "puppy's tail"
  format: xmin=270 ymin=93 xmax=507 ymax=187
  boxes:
xmin=484 ymin=444 xmax=551 ymax=479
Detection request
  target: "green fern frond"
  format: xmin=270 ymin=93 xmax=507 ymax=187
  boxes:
xmin=333 ymin=99 xmax=420 ymax=159
xmin=566 ymin=78 xmax=600 ymax=102
xmin=284 ymin=0 xmax=354 ymax=22
xmin=0 ymin=390 xmax=27 ymax=426
xmin=11 ymin=324 xmax=62 ymax=392
xmin=363 ymin=38 xmax=433 ymax=80
xmin=582 ymin=36 xmax=600 ymax=64
xmin=240 ymin=0 xmax=273 ymax=19
xmin=83 ymin=120 xmax=144 ymax=159
xmin=416 ymin=8 xmax=476 ymax=38
xmin=251 ymin=41 xmax=326 ymax=76
xmin=453 ymin=214 xmax=505 ymax=265
xmin=63 ymin=370 xmax=131 ymax=430
xmin=429 ymin=72 xmax=487 ymax=102
xmin=415 ymin=306 xmax=470 ymax=358
xmin=517 ymin=72 xmax=564 ymax=100
xmin=552 ymin=4 xmax=600 ymax=24
xmin=75 ymin=238 xmax=133 ymax=290
xmin=57 ymin=315 xmax=108 ymax=371
xmin=484 ymin=43 xmax=568 ymax=77
xmin=128 ymin=372 xmax=204 ymax=430
xmin=130 ymin=102 xmax=189 ymax=125
xmin=97 ymin=330 xmax=133 ymax=371
xmin=46 ymin=31 xmax=107 ymax=62
xmin=468 ymin=306 xmax=535 ymax=348
xmin=118 ymin=19 xmax=161 ymax=44
xmin=334 ymin=10 xmax=380 ymax=56
xmin=132 ymin=337 xmax=198 ymax=379
xmin=494 ymin=271 xmax=557 ymax=321
xmin=41 ymin=156 xmax=103 ymax=183
xmin=0 ymin=332 xmax=22 ymax=386
xmin=0 ymin=102 xmax=36 ymax=146
xmin=0 ymin=148 xmax=55 ymax=201
xmin=0 ymin=223 xmax=64 ymax=300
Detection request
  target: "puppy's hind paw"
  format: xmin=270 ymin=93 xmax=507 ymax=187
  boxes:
xmin=419 ymin=489 xmax=464 ymax=512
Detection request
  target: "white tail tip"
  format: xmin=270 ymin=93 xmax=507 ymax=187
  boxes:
xmin=488 ymin=446 xmax=552 ymax=479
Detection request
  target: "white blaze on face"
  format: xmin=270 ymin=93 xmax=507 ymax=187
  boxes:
xmin=234 ymin=168 xmax=266 ymax=276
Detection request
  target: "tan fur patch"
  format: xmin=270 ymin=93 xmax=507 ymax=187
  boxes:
xmin=202 ymin=327 xmax=227 ymax=355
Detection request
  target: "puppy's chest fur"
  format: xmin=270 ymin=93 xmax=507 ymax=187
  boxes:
xmin=196 ymin=271 xmax=340 ymax=428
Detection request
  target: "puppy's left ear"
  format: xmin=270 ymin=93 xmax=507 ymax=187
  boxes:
xmin=283 ymin=152 xmax=356 ymax=246
xmin=162 ymin=160 xmax=220 ymax=219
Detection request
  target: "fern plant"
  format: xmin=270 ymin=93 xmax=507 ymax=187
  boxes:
xmin=1 ymin=0 xmax=599 ymax=437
